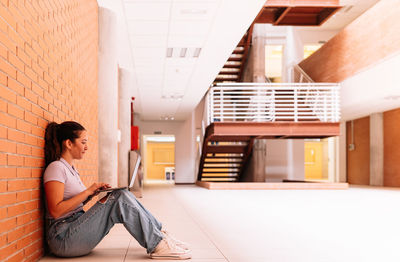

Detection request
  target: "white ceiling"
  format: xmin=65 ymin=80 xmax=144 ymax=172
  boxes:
xmin=123 ymin=0 xmax=265 ymax=121
xmin=120 ymin=0 xmax=380 ymax=121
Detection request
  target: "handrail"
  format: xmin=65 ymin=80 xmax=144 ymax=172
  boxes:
xmin=206 ymin=83 xmax=340 ymax=123
xmin=293 ymin=64 xmax=314 ymax=83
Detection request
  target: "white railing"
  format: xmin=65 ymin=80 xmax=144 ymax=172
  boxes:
xmin=293 ymin=64 xmax=314 ymax=83
xmin=205 ymin=83 xmax=340 ymax=125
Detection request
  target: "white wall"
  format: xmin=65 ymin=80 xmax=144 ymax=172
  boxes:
xmin=340 ymin=52 xmax=400 ymax=121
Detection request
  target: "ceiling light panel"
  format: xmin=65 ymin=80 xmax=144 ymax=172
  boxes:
xmin=170 ymin=2 xmax=219 ymax=20
xmin=124 ymin=1 xmax=171 ymax=20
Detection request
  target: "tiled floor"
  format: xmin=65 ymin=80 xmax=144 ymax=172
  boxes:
xmin=41 ymin=183 xmax=400 ymax=262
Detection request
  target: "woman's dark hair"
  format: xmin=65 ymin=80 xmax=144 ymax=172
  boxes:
xmin=44 ymin=121 xmax=85 ymax=167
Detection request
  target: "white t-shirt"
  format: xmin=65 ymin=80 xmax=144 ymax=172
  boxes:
xmin=43 ymin=158 xmax=86 ymax=220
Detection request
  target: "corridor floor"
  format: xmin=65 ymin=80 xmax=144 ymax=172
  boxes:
xmin=41 ymin=183 xmax=400 ymax=262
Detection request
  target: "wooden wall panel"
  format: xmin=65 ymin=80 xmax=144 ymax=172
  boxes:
xmin=299 ymin=1 xmax=400 ymax=82
xmin=346 ymin=117 xmax=370 ymax=185
xmin=383 ymin=108 xmax=400 ymax=187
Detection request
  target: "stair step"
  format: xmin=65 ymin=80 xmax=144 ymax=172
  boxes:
xmin=206 ymin=145 xmax=246 ymax=153
xmin=223 ymin=64 xmax=241 ymax=68
xmin=202 ymin=171 xmax=239 ymax=173
xmin=201 ymin=176 xmax=239 ymax=178
xmin=227 ymin=57 xmax=242 ymax=62
xmin=204 ymin=161 xmax=242 ymax=164
xmin=206 ymin=156 xmax=243 ymax=159
xmin=203 ymin=167 xmax=240 ymax=170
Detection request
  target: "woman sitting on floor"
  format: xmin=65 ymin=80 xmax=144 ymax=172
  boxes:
xmin=43 ymin=121 xmax=191 ymax=260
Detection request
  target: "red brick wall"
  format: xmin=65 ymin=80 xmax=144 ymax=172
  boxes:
xmin=0 ymin=1 xmax=98 ymax=261
xmin=383 ymin=108 xmax=400 ymax=187
xmin=346 ymin=117 xmax=370 ymax=185
xmin=299 ymin=0 xmax=400 ymax=82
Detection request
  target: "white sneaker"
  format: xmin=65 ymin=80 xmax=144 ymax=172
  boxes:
xmin=150 ymin=238 xmax=191 ymax=260
xmin=162 ymin=229 xmax=190 ymax=251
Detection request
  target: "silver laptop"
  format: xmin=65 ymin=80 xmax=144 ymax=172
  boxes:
xmin=96 ymin=155 xmax=141 ymax=193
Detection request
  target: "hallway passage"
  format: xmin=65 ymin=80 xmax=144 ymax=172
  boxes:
xmin=41 ymin=183 xmax=400 ymax=262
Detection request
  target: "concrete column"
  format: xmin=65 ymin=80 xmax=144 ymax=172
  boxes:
xmin=118 ymin=68 xmax=133 ymax=187
xmin=98 ymin=7 xmax=119 ymax=186
xmin=283 ymin=27 xmax=304 ymax=82
xmin=175 ymin=112 xmax=196 ymax=183
xmin=338 ymin=122 xmax=347 ymax=182
xmin=370 ymin=113 xmax=383 ymax=186
xmin=252 ymin=25 xmax=266 ymax=82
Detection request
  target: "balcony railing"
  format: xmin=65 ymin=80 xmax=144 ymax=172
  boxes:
xmin=204 ymin=83 xmax=340 ymax=125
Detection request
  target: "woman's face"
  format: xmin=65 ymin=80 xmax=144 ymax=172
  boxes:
xmin=69 ymin=130 xmax=88 ymax=160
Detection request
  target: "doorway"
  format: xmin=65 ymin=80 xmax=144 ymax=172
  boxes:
xmin=143 ymin=135 xmax=175 ymax=183
xmin=304 ymin=137 xmax=336 ymax=182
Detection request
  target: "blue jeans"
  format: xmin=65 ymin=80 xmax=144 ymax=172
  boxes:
xmin=46 ymin=189 xmax=163 ymax=257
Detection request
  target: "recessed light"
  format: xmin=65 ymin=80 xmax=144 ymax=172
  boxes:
xmin=193 ymin=48 xmax=201 ymax=58
xmin=384 ymin=95 xmax=400 ymax=100
xmin=166 ymin=48 xmax=173 ymax=57
xmin=180 ymin=9 xmax=207 ymax=15
xmin=180 ymin=48 xmax=187 ymax=58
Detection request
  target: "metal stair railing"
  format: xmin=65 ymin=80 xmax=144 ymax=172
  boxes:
xmin=205 ymin=82 xmax=340 ymax=124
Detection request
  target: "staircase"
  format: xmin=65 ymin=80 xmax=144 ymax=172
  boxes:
xmin=213 ymin=26 xmax=253 ymax=84
xmin=197 ymin=83 xmax=341 ymax=182
xmin=198 ymin=128 xmax=254 ymax=182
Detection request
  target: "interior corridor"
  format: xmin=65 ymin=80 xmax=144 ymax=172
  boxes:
xmin=41 ymin=184 xmax=400 ymax=262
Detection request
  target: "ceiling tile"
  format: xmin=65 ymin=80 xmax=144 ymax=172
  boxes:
xmin=170 ymin=1 xmax=219 ymax=21
xmin=130 ymin=35 xmax=168 ymax=47
xmin=127 ymin=20 xmax=169 ymax=35
xmin=124 ymin=1 xmax=171 ymax=20
xmin=169 ymin=20 xmax=212 ymax=36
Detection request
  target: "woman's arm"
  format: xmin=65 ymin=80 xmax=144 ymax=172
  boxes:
xmin=44 ymin=181 xmax=109 ymax=219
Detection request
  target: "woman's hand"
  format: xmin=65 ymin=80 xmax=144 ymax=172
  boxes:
xmin=86 ymin=182 xmax=111 ymax=195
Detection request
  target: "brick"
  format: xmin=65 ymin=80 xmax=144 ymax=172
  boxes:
xmin=0 ymin=85 xmax=17 ymax=103
xmin=0 ymin=139 xmax=16 ymax=153
xmin=7 ymin=103 xmax=24 ymax=119
xmin=7 ymin=180 xmax=25 ymax=191
xmin=0 ymin=167 xmax=17 ymax=178
xmin=7 ymin=154 xmax=24 ymax=166
xmin=25 ymin=200 xmax=40 ymax=211
xmin=0 ymin=181 xmax=6 ymax=192
xmin=0 ymin=112 xmax=17 ymax=128
xmin=8 ymin=52 xmax=24 ymax=73
xmin=31 ymin=190 xmax=40 ymax=200
xmin=17 ymin=167 xmax=31 ymax=178
xmin=31 ymin=147 xmax=43 ymax=158
xmin=24 ymin=65 xmax=37 ymax=82
xmin=24 ymin=134 xmax=37 ymax=146
xmin=7 ymin=203 xmax=25 ymax=217
xmin=0 ymin=151 xmax=6 ymax=164
xmin=0 ymin=58 xmax=17 ymax=79
xmin=6 ymin=250 xmax=24 ymax=262
xmin=7 ymin=226 xmax=25 ymax=243
xmin=8 ymin=74 xmax=24 ymax=96
xmin=0 ymin=242 xmax=17 ymax=261
xmin=0 ymin=31 xmax=17 ymax=54
xmin=17 ymin=47 xmax=31 ymax=67
xmin=0 ymin=126 xmax=7 ymax=138
xmin=0 ymin=71 xmax=7 ymax=85
xmin=24 ymin=111 xmax=37 ymax=125
xmin=37 ymin=97 xmax=48 ymax=110
xmin=16 ymin=71 xmax=31 ymax=89
xmin=16 ymin=213 xmax=31 ymax=226
xmin=16 ymin=119 xmax=31 ymax=133
xmin=16 ymin=96 xmax=31 ymax=111
xmin=31 ymin=168 xmax=42 ymax=178
xmin=24 ymin=88 xmax=38 ymax=103
xmin=31 ymin=103 xmax=43 ymax=117
xmin=16 ymin=235 xmax=31 ymax=249
xmin=7 ymin=129 xmax=25 ymax=143
xmin=16 ymin=143 xmax=31 ymax=155
xmin=24 ymin=156 xmax=43 ymax=167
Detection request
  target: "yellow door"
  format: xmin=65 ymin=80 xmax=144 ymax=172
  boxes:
xmin=145 ymin=142 xmax=175 ymax=180
xmin=304 ymin=142 xmax=323 ymax=180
